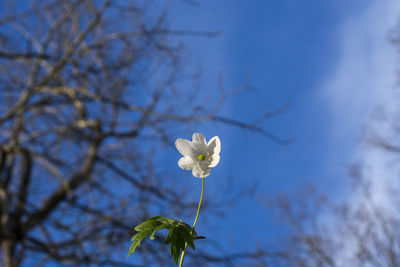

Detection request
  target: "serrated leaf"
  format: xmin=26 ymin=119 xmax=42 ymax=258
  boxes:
xmin=134 ymin=216 xmax=162 ymax=232
xmin=127 ymin=216 xmax=205 ymax=265
xmin=165 ymin=225 xmax=176 ymax=245
xmin=128 ymin=231 xmax=150 ymax=255
xmin=128 ymin=216 xmax=177 ymax=258
xmin=127 ymin=240 xmax=139 ymax=256
xmin=170 ymin=242 xmax=176 ymax=258
xmin=130 ymin=228 xmax=152 ymax=242
xmin=127 ymin=228 xmax=153 ymax=257
xmin=173 ymin=251 xmax=180 ymax=265
xmin=171 ymin=244 xmax=180 ymax=265
xmin=156 ymin=216 xmax=176 ymax=226
xmin=175 ymin=226 xmax=186 ymax=250
xmin=180 ymin=226 xmax=195 ymax=250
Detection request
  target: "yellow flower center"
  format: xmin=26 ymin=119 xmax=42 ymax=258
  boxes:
xmin=198 ymin=153 xmax=206 ymax=161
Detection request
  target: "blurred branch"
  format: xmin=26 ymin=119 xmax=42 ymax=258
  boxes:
xmin=0 ymin=0 xmax=290 ymax=266
xmin=211 ymin=115 xmax=293 ymax=145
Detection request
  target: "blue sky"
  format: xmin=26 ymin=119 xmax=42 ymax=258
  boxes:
xmin=164 ymin=0 xmax=400 ymax=260
xmin=3 ymin=0 xmax=400 ymax=265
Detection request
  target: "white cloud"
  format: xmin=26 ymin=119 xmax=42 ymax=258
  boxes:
xmin=321 ymin=0 xmax=400 ymax=196
xmin=322 ymin=0 xmax=400 ymax=141
xmin=320 ymin=1 xmax=400 ymax=265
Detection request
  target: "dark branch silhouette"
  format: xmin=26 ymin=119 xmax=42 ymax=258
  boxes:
xmin=0 ymin=1 xmax=288 ymax=266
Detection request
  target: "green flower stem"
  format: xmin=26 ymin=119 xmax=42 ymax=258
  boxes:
xmin=179 ymin=178 xmax=205 ymax=267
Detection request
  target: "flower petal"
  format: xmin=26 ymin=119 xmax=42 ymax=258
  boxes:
xmin=192 ymin=133 xmax=207 ymax=146
xmin=192 ymin=164 xmax=211 ymax=178
xmin=207 ymin=136 xmax=221 ymax=155
xmin=208 ymin=154 xmax=220 ymax=168
xmin=178 ymin=156 xmax=194 ymax=170
xmin=175 ymin=138 xmax=196 ymax=157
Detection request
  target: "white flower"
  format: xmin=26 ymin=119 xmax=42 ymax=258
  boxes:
xmin=175 ymin=133 xmax=221 ymax=178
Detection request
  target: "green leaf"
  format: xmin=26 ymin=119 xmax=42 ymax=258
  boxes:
xmin=172 ymin=244 xmax=180 ymax=265
xmin=175 ymin=225 xmax=186 ymax=250
xmin=165 ymin=224 xmax=176 ymax=245
xmin=170 ymin=243 xmax=177 ymax=260
xmin=150 ymin=224 xmax=169 ymax=240
xmin=127 ymin=240 xmax=139 ymax=256
xmin=156 ymin=216 xmax=176 ymax=225
xmin=128 ymin=216 xmax=173 ymax=258
xmin=127 ymin=228 xmax=153 ymax=256
xmin=165 ymin=225 xmax=188 ymax=266
xmin=180 ymin=225 xmax=195 ymax=250
xmin=134 ymin=216 xmax=162 ymax=232
xmin=127 ymin=216 xmax=206 ymax=265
